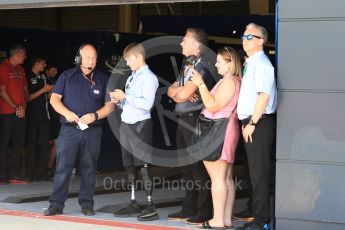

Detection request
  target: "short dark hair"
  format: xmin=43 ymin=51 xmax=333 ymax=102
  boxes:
xmin=186 ymin=27 xmax=208 ymax=46
xmin=9 ymin=44 xmax=26 ymax=57
xmin=45 ymin=64 xmax=58 ymax=71
xmin=31 ymin=56 xmax=46 ymax=67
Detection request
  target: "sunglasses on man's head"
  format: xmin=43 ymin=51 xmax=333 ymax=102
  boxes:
xmin=241 ymin=34 xmax=262 ymax=41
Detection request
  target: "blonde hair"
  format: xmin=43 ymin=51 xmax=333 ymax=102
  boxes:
xmin=219 ymin=47 xmax=242 ymax=78
xmin=123 ymin=42 xmax=146 ymax=59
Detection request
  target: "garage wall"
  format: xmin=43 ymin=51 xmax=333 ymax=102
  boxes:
xmin=0 ymin=1 xmax=253 ymax=32
xmin=0 ymin=1 xmax=278 ymax=32
xmin=276 ymin=0 xmax=345 ymax=229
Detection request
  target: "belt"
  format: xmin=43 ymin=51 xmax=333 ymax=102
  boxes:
xmin=241 ymin=113 xmax=276 ymax=125
xmin=261 ymin=113 xmax=276 ymax=118
xmin=63 ymin=123 xmax=81 ymax=130
xmin=63 ymin=123 xmax=100 ymax=130
xmin=177 ymin=110 xmax=201 ymax=118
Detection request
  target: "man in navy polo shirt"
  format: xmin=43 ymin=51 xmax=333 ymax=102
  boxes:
xmin=44 ymin=44 xmax=113 ymax=216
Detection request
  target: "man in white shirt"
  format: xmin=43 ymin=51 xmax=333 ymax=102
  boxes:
xmin=236 ymin=23 xmax=277 ymax=230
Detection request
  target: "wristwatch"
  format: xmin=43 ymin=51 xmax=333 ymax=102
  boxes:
xmin=94 ymin=112 xmax=98 ymax=120
xmin=248 ymin=119 xmax=257 ymax=126
xmin=199 ymin=83 xmax=206 ymax=89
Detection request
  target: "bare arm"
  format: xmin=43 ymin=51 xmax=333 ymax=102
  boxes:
xmin=28 ymin=84 xmax=53 ymax=102
xmin=199 ymin=78 xmax=235 ymax=113
xmin=79 ymin=101 xmax=114 ymax=125
xmin=167 ymin=81 xmax=182 ymax=99
xmin=96 ymin=102 xmax=114 ymax=119
xmin=173 ymin=80 xmax=198 ymax=103
xmin=190 ymin=69 xmax=235 ymax=112
xmin=50 ymin=92 xmax=79 ymax=123
xmin=242 ymin=92 xmax=270 ymax=143
xmin=251 ymin=92 xmax=270 ymax=124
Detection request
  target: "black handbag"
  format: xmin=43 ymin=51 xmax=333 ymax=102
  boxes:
xmin=187 ymin=107 xmax=236 ymax=162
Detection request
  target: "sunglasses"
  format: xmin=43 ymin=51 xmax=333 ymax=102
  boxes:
xmin=241 ymin=34 xmax=262 ymax=41
xmin=224 ymin=46 xmax=231 ymax=54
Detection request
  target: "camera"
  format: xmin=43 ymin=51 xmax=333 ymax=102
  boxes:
xmin=185 ymin=55 xmax=197 ymax=68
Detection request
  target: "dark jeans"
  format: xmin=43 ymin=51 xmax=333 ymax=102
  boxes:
xmin=26 ymin=119 xmax=50 ymax=177
xmin=243 ymin=116 xmax=276 ymax=225
xmin=176 ymin=114 xmax=213 ymax=218
xmin=0 ymin=113 xmax=26 ymax=180
xmin=49 ymin=125 xmax=102 ymax=210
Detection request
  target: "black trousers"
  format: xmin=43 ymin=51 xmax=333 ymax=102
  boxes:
xmin=242 ymin=116 xmax=276 ymax=225
xmin=176 ymin=114 xmax=213 ymax=218
xmin=120 ymin=119 xmax=153 ymax=167
xmin=49 ymin=125 xmax=102 ymax=210
xmin=0 ymin=113 xmax=26 ymax=179
xmin=26 ymin=119 xmax=50 ymax=177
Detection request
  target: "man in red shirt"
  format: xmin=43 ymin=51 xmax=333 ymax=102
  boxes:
xmin=0 ymin=44 xmax=28 ymax=184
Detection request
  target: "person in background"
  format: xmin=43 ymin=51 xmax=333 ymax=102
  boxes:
xmin=45 ymin=64 xmax=60 ymax=178
xmin=235 ymin=23 xmax=277 ymax=230
xmin=26 ymin=56 xmax=53 ymax=181
xmin=0 ymin=44 xmax=28 ymax=184
xmin=44 ymin=44 xmax=113 ymax=216
xmin=190 ymin=46 xmax=242 ymax=229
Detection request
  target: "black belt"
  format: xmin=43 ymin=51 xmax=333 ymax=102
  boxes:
xmin=177 ymin=110 xmax=201 ymax=118
xmin=63 ymin=123 xmax=100 ymax=130
xmin=241 ymin=113 xmax=276 ymax=125
xmin=261 ymin=113 xmax=276 ymax=118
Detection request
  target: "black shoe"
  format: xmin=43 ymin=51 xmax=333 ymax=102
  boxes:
xmin=235 ymin=222 xmax=266 ymax=230
xmin=168 ymin=209 xmax=195 ymax=221
xmin=185 ymin=215 xmax=211 ymax=225
xmin=137 ymin=205 xmax=159 ymax=221
xmin=113 ymin=200 xmax=144 ymax=217
xmin=82 ymin=208 xmax=95 ymax=216
xmin=40 ymin=172 xmax=52 ymax=181
xmin=44 ymin=206 xmax=63 ymax=216
xmin=47 ymin=168 xmax=55 ymax=179
xmin=200 ymin=221 xmax=226 ymax=229
xmin=233 ymin=209 xmax=254 ymax=222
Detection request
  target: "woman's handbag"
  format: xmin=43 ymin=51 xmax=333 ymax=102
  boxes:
xmin=187 ymin=107 xmax=236 ymax=162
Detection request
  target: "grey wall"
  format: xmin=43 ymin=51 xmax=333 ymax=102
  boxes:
xmin=276 ymin=0 xmax=345 ymax=229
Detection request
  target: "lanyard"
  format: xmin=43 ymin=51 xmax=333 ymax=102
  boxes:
xmin=81 ymin=72 xmax=95 ymax=86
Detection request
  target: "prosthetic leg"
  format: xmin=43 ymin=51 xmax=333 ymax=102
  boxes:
xmin=113 ymin=166 xmax=143 ymax=217
xmin=137 ymin=164 xmax=159 ymax=221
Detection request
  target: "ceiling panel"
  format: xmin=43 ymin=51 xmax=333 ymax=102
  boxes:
xmin=0 ymin=0 xmax=225 ymax=10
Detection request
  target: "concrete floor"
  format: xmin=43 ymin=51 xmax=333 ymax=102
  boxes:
xmin=0 ymin=171 xmax=251 ymax=230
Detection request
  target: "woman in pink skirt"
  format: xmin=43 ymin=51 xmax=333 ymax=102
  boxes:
xmin=190 ymin=46 xmax=242 ymax=229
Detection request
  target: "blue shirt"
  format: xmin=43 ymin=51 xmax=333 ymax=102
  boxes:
xmin=53 ymin=67 xmax=109 ymax=124
xmin=237 ymin=50 xmax=277 ymax=120
xmin=120 ymin=65 xmax=158 ymax=124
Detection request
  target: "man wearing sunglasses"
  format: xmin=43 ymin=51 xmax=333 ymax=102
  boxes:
xmin=236 ymin=23 xmax=277 ymax=230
